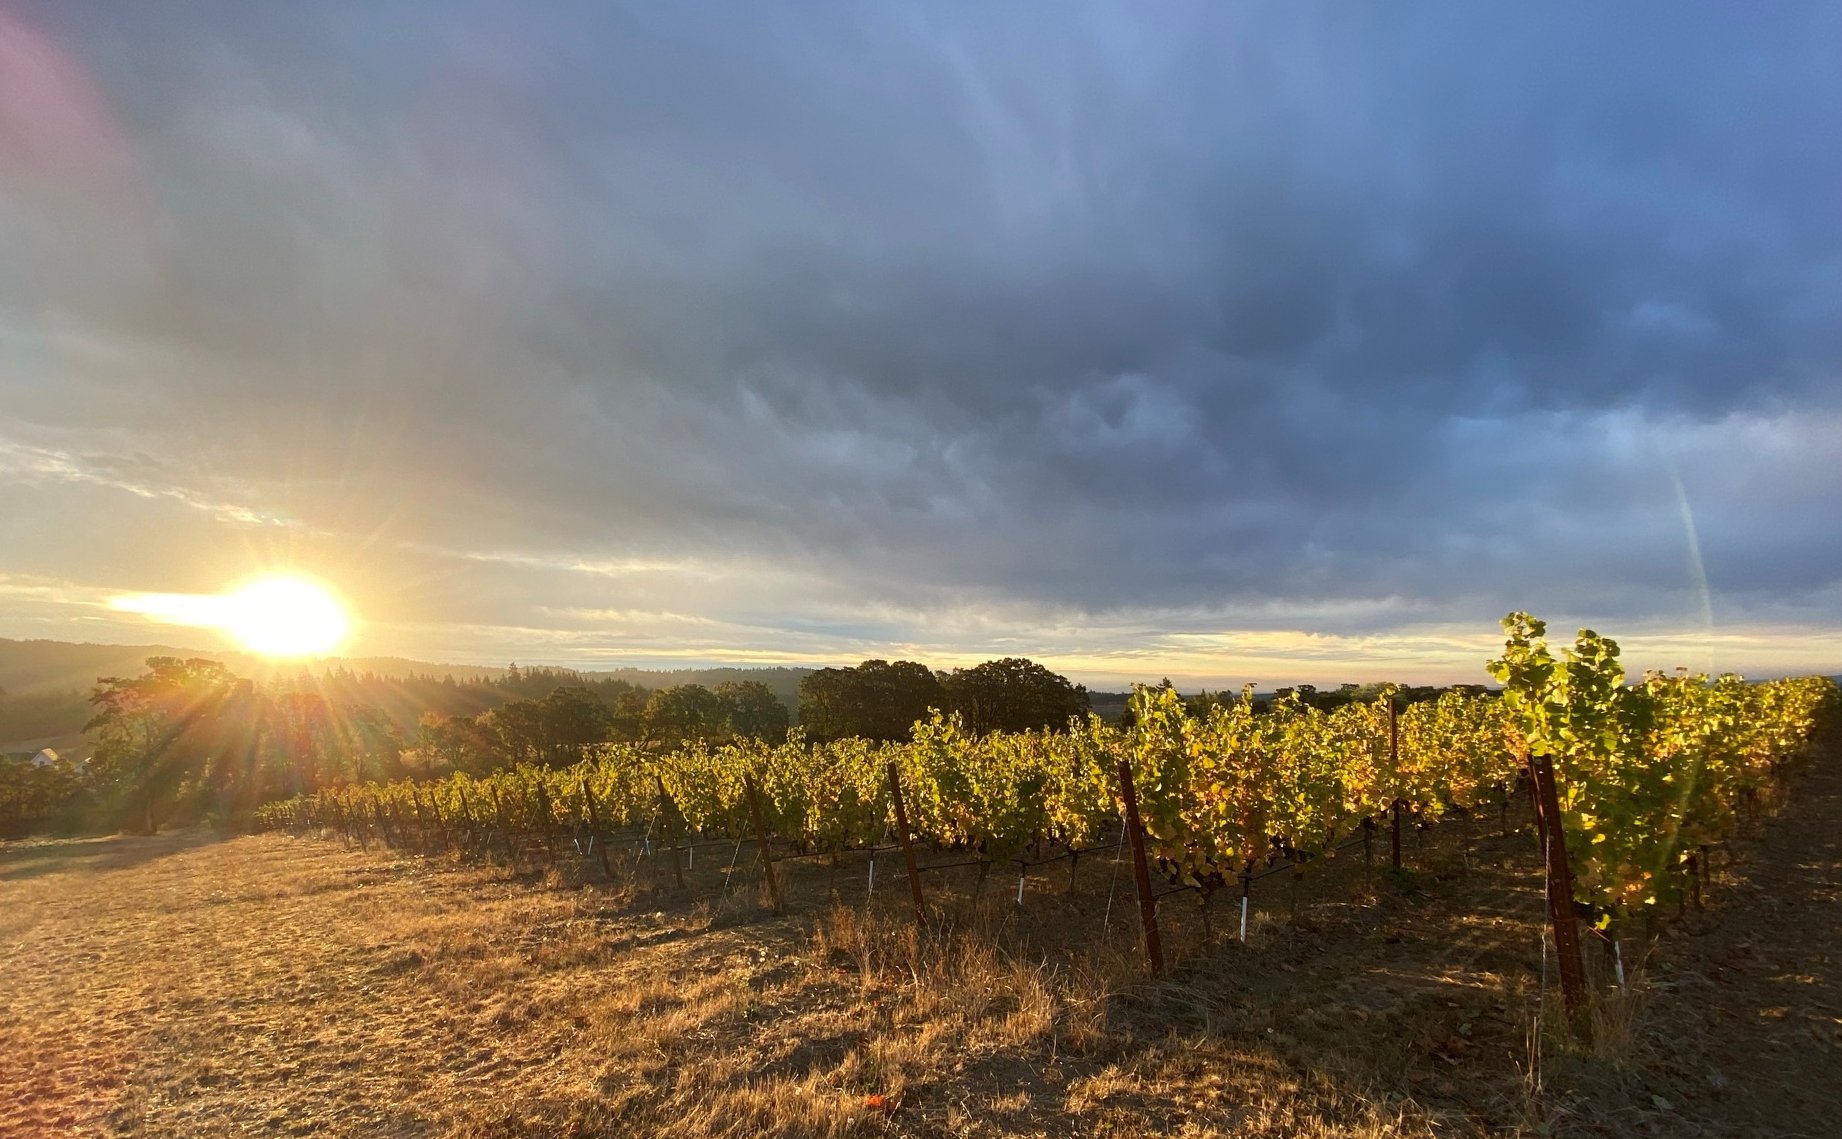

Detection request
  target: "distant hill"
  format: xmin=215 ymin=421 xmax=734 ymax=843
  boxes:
xmin=557 ymin=666 xmax=810 ymax=710
xmin=1085 ymin=691 xmax=1133 ymax=723
xmin=0 ymin=638 xmax=575 ymax=694
xmin=0 ymin=638 xmax=240 ymax=696
xmin=0 ymin=637 xmax=814 ymax=754
xmin=0 ymin=638 xmax=813 ymax=695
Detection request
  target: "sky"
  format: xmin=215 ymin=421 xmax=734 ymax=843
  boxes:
xmin=1 ymin=2 xmax=1839 ymax=688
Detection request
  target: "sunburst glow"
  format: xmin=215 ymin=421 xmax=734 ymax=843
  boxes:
xmin=219 ymin=578 xmax=351 ymax=656
xmin=110 ymin=576 xmax=353 ymax=657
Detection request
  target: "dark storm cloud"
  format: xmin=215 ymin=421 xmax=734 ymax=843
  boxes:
xmin=2 ymin=1 xmax=1840 ymax=676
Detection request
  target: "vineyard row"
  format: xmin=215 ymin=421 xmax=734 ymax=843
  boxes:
xmin=260 ymin=617 xmax=1839 ymax=939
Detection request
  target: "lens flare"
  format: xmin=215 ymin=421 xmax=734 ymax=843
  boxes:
xmin=219 ymin=578 xmax=351 ymax=656
xmin=111 ymin=576 xmax=352 ymax=657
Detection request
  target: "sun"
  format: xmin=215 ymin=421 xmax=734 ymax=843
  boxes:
xmin=109 ymin=574 xmax=356 ymax=656
xmin=220 ymin=577 xmax=352 ymax=657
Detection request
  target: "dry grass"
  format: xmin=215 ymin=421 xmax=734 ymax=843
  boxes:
xmin=5 ymin=763 xmax=1839 ymax=1138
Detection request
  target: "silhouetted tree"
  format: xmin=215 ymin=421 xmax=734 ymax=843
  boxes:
xmin=941 ymin=658 xmax=1088 ymax=735
xmin=643 ymin=684 xmax=731 ymax=747
xmin=411 ymin=711 xmax=501 ymax=776
xmin=716 ymin=680 xmax=790 ymax=741
xmin=86 ymin=657 xmax=240 ymax=832
xmin=798 ymin=660 xmax=944 ymax=742
xmin=477 ymin=686 xmax=615 ymax=767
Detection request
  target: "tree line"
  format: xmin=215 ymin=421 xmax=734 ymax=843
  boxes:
xmin=797 ymin=657 xmax=1088 ymax=739
xmin=30 ymin=653 xmax=1090 ymax=834
xmin=407 ymin=657 xmax=1089 ymax=769
xmin=1178 ymin=680 xmax=1492 ymax=719
xmin=407 ymin=679 xmax=790 ymax=774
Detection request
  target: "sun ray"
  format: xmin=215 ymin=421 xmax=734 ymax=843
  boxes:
xmin=110 ymin=576 xmax=352 ymax=657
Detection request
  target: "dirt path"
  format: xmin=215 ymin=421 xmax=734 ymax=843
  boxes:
xmin=1569 ymin=750 xmax=1842 ymax=1138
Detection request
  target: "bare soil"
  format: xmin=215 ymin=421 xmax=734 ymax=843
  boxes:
xmin=4 ymin=752 xmax=1838 ymax=1138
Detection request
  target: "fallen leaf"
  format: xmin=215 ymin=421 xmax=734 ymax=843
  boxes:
xmin=864 ymin=1094 xmax=897 ymax=1115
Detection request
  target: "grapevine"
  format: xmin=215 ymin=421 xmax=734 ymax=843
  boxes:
xmin=257 ymin=615 xmax=1836 ymax=945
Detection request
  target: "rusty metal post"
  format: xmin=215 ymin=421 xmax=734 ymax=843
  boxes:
xmin=405 ymin=788 xmax=428 ymax=854
xmin=743 ymin=773 xmax=784 ymax=914
xmin=411 ymin=785 xmax=434 ymax=851
xmin=657 ymin=777 xmax=687 ymax=891
xmin=1528 ymin=753 xmax=1592 ymax=1045
xmin=885 ymin=762 xmax=926 ymax=924
xmin=456 ymin=784 xmax=478 ymax=855
xmin=531 ymin=782 xmax=559 ymax=868
xmin=580 ymin=779 xmax=614 ymax=879
xmin=425 ymin=791 xmax=449 ymax=852
xmin=490 ymin=785 xmax=516 ymax=861
xmin=1390 ymin=801 xmax=1403 ymax=870
xmin=1115 ymin=758 xmax=1165 ymax=974
xmin=1387 ymin=698 xmax=1403 ymax=869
